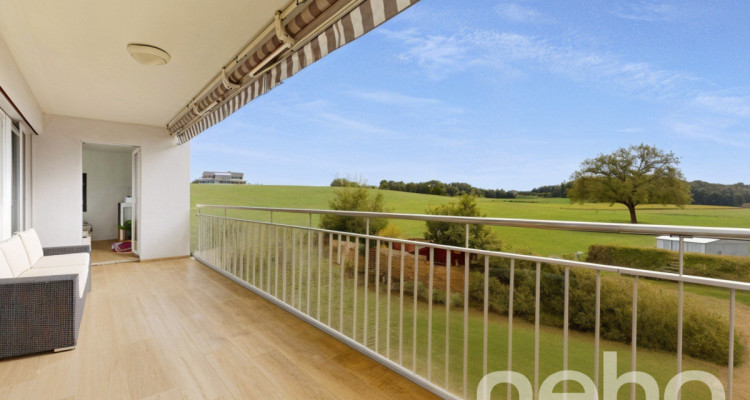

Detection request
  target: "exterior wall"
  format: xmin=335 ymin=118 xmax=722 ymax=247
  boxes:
xmin=706 ymin=241 xmax=749 ymax=257
xmin=0 ymin=35 xmax=43 ymax=133
xmin=33 ymin=115 xmax=190 ymax=260
xmin=657 ymin=238 xmax=749 ymax=257
xmin=82 ymin=149 xmax=132 ymax=240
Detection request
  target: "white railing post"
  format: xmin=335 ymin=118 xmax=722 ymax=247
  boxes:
xmin=364 ymin=218 xmax=370 ymax=347
xmin=534 ymin=262 xmax=541 ymax=400
xmin=729 ymin=288 xmax=735 ymax=400
xmin=677 ymin=235 xmax=684 ymax=400
xmin=594 ymin=270 xmax=601 ymax=390
xmin=387 ymin=241 xmax=393 ymax=359
xmin=353 ymin=236 xmax=359 ymax=340
xmin=376 ymin=239 xmax=381 ymax=354
xmin=428 ymin=247 xmax=434 ymax=381
xmin=463 ymin=223 xmax=470 ymax=398
xmin=631 ymin=276 xmax=638 ymax=400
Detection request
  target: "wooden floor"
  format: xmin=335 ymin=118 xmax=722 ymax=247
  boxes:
xmin=0 ymin=257 xmax=437 ymax=399
xmin=90 ymin=239 xmax=139 ymax=265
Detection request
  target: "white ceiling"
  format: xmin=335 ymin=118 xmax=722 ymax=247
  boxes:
xmin=0 ymin=0 xmax=290 ymax=128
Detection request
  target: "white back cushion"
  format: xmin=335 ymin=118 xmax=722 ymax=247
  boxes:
xmin=0 ymin=251 xmax=12 ymax=279
xmin=0 ymin=236 xmax=31 ymax=277
xmin=19 ymin=229 xmax=44 ymax=266
xmin=19 ymin=264 xmax=89 ymax=298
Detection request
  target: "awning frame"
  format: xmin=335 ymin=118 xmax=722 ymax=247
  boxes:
xmin=169 ymin=0 xmax=419 ymax=144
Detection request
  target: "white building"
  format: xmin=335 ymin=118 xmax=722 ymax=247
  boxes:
xmin=656 ymin=236 xmax=749 ymax=257
xmin=195 ymin=171 xmax=246 ymax=184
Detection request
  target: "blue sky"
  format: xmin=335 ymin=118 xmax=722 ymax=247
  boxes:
xmin=191 ymin=0 xmax=750 ymax=190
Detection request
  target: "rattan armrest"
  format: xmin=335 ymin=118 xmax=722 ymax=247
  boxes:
xmin=0 ymin=274 xmax=81 ymax=358
xmin=43 ymin=245 xmax=91 ymax=256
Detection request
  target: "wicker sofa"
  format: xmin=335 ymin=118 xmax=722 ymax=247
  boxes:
xmin=0 ymin=229 xmax=91 ymax=358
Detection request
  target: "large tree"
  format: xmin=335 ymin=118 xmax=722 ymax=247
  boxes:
xmin=568 ymin=144 xmax=692 ymax=224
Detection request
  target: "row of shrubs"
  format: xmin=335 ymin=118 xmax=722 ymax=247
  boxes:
xmin=587 ymin=244 xmax=750 ymax=282
xmin=402 ymin=260 xmax=742 ymax=365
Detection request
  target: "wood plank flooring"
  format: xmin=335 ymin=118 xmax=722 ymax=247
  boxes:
xmin=0 ymin=258 xmax=437 ymax=399
xmin=90 ymin=240 xmax=139 ymax=265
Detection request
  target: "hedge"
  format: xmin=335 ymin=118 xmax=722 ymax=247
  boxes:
xmin=467 ymin=263 xmax=743 ymax=365
xmin=587 ymin=244 xmax=750 ymax=282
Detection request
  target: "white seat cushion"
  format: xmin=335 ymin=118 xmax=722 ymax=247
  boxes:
xmin=0 ymin=251 xmax=12 ymax=279
xmin=18 ymin=229 xmax=44 ymax=266
xmin=34 ymin=253 xmax=90 ymax=269
xmin=19 ymin=264 xmax=88 ymax=298
xmin=0 ymin=236 xmax=31 ymax=277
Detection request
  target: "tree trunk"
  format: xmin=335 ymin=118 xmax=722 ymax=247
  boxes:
xmin=627 ymin=204 xmax=638 ymax=224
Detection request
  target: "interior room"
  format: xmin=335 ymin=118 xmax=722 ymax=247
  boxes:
xmin=82 ymin=142 xmax=139 ymax=264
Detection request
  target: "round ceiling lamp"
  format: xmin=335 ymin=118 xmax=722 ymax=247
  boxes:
xmin=126 ymin=43 xmax=171 ymax=66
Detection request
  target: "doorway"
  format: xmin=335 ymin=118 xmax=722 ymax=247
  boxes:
xmin=82 ymin=142 xmax=140 ymax=265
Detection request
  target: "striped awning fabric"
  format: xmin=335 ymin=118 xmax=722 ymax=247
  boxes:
xmin=171 ymin=0 xmax=419 ymax=144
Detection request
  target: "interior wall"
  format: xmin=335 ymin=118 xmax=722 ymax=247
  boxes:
xmin=33 ymin=114 xmax=190 ymax=260
xmin=0 ymin=34 xmax=43 ymax=133
xmin=82 ymin=148 xmax=132 ymax=241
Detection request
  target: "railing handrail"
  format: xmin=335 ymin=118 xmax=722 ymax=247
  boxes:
xmin=196 ymin=204 xmax=750 ymax=240
xmin=198 ymin=214 xmax=750 ymax=291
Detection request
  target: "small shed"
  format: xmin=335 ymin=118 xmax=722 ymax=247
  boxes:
xmin=656 ymin=236 xmax=749 ymax=257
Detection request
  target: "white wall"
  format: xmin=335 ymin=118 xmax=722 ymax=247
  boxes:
xmin=83 ymin=149 xmax=132 ymax=240
xmin=33 ymin=115 xmax=190 ymax=260
xmin=0 ymin=34 xmax=43 ymax=133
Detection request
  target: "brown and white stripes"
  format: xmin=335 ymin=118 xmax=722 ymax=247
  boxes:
xmin=175 ymin=0 xmax=419 ymax=145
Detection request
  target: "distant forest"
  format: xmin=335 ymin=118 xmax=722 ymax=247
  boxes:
xmin=376 ymin=179 xmax=517 ymax=198
xmin=329 ymin=178 xmax=517 ymax=199
xmin=332 ymin=178 xmax=750 ymax=207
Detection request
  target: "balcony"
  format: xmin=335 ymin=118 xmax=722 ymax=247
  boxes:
xmin=0 ymin=257 xmax=435 ymax=399
xmin=192 ymin=205 xmax=750 ymax=399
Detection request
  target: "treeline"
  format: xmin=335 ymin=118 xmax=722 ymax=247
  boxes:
xmin=377 ymin=179 xmax=517 ymax=199
xmin=690 ymin=181 xmax=750 ymax=206
xmin=523 ymin=182 xmax=573 ymax=198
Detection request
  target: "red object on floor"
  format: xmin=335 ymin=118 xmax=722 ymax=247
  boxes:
xmin=112 ymin=241 xmax=132 ymax=252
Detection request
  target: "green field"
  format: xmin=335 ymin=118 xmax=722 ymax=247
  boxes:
xmin=191 ymin=184 xmax=750 ymax=257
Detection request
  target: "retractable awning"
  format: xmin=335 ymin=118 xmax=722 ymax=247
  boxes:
xmin=168 ymin=0 xmax=419 ymax=144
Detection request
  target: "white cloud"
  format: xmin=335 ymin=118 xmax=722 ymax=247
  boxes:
xmin=668 ymin=119 xmax=750 ymax=149
xmin=379 ymin=28 xmax=484 ymax=79
xmin=693 ymin=95 xmax=750 ymax=118
xmin=495 ymin=2 xmax=546 ymax=23
xmin=386 ymin=28 xmax=696 ymax=100
xmin=317 ymin=112 xmax=395 ymax=135
xmin=611 ymin=1 xmax=676 ymax=22
xmin=348 ymin=90 xmax=463 ymax=114
xmin=616 ymin=128 xmax=644 ymax=133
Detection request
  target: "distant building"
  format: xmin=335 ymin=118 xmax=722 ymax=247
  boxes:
xmin=656 ymin=236 xmax=749 ymax=257
xmin=195 ymin=171 xmax=246 ymax=184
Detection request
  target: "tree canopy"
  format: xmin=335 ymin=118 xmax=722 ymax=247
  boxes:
xmin=319 ymin=183 xmax=387 ymax=234
xmin=568 ymin=144 xmax=692 ymax=223
xmin=424 ymin=195 xmax=501 ymax=250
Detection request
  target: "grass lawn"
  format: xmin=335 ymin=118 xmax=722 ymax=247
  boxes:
xmin=191 ymin=184 xmax=750 ymax=257
xmin=195 ymin=219 xmax=737 ymax=399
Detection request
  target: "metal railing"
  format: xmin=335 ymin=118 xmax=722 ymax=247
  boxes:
xmin=193 ymin=205 xmax=750 ymax=400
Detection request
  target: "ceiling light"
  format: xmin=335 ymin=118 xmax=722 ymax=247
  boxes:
xmin=126 ymin=44 xmax=171 ymax=66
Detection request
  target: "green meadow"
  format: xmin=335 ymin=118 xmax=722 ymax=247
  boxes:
xmin=191 ymin=184 xmax=750 ymax=257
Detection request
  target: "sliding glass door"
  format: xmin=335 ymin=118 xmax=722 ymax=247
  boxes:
xmin=0 ymin=107 xmax=30 ymax=239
